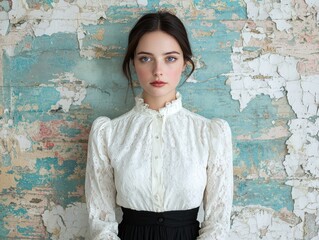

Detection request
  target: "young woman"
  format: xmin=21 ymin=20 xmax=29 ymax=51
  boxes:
xmin=85 ymin=11 xmax=233 ymax=240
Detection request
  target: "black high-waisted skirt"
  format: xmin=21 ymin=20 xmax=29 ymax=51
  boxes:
xmin=118 ymin=207 xmax=200 ymax=240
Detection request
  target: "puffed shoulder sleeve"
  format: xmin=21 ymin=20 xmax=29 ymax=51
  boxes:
xmin=85 ymin=117 xmax=120 ymax=240
xmin=198 ymin=119 xmax=233 ymax=240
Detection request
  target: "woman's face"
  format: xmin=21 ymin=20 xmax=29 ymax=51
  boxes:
xmin=133 ymin=31 xmax=185 ymax=102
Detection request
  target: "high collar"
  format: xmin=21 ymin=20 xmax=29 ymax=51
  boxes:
xmin=134 ymin=92 xmax=183 ymax=117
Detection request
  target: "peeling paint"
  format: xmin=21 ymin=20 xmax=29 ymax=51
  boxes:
xmin=227 ymin=0 xmax=319 ymax=238
xmin=284 ymin=118 xmax=319 ymax=177
xmin=305 ymin=0 xmax=319 ymax=23
xmin=226 ymin=52 xmax=299 ymax=111
xmin=244 ymin=0 xmax=296 ymax=22
xmin=15 ymin=134 xmax=32 ymax=152
xmin=40 ymin=72 xmax=87 ymax=113
xmin=286 ymin=75 xmax=319 ymax=118
xmin=1 ymin=0 xmax=319 ymax=239
xmin=9 ymin=0 xmax=107 ymax=37
xmin=0 ymin=11 xmax=10 ymax=36
xmin=42 ymin=202 xmax=88 ymax=239
xmin=230 ymin=206 xmax=300 ymax=239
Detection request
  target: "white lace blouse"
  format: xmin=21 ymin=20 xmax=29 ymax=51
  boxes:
xmin=85 ymin=92 xmax=233 ymax=240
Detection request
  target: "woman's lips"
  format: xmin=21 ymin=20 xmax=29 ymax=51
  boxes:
xmin=150 ymin=81 xmax=167 ymax=87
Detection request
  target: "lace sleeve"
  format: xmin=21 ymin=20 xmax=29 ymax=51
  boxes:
xmin=85 ymin=117 xmax=120 ymax=240
xmin=198 ymin=119 xmax=233 ymax=240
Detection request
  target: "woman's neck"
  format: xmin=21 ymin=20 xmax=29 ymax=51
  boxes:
xmin=142 ymin=91 xmax=177 ymax=111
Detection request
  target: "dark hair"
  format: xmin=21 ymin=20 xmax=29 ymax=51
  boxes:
xmin=122 ymin=11 xmax=195 ymax=93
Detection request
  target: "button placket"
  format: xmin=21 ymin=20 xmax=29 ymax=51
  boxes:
xmin=151 ymin=114 xmax=165 ymax=210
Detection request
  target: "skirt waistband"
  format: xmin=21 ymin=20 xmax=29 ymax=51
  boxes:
xmin=121 ymin=207 xmax=199 ymax=228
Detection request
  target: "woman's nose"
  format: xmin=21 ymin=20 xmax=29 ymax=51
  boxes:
xmin=153 ymin=61 xmax=163 ymax=77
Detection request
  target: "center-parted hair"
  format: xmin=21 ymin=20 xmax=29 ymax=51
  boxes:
xmin=122 ymin=11 xmax=195 ymax=92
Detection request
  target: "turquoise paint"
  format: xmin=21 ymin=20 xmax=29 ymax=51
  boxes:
xmin=12 ymin=109 xmax=63 ymax=125
xmin=3 ymin=30 xmax=134 ymax=122
xmin=1 ymin=85 xmax=11 ymax=122
xmin=3 ymin=33 xmax=87 ymax=125
xmin=2 ymin=153 xmax=11 ymax=167
xmin=16 ymin=170 xmax=51 ymax=191
xmin=4 ymin=50 xmax=79 ymax=86
xmin=73 ymin=56 xmax=134 ymax=121
xmin=175 ymin=19 xmax=242 ymax=120
xmin=2 ymin=189 xmax=9 ymax=194
xmin=44 ymin=0 xmax=54 ymax=5
xmin=104 ymin=7 xmax=146 ymax=22
xmin=0 ymin=203 xmax=15 ymax=237
xmin=188 ymin=20 xmax=237 ymax=46
xmin=17 ymin=226 xmax=35 ymax=235
xmin=10 ymin=86 xmax=61 ymax=124
xmin=0 ymin=1 xmax=11 ymax=12
xmin=82 ymin=21 xmax=130 ymax=50
xmin=200 ymin=93 xmax=292 ymax=138
xmin=103 ymin=0 xmax=246 ymax=20
xmin=146 ymin=0 xmax=160 ymax=6
xmin=234 ymin=138 xmax=288 ymax=178
xmin=13 ymin=33 xmax=78 ymax=56
xmin=190 ymin=0 xmax=247 ymax=20
xmin=243 ymin=46 xmax=262 ymax=52
xmin=16 ymin=157 xmax=84 ymax=205
xmin=85 ymin=87 xmax=134 ymax=122
xmin=238 ymin=95 xmax=293 ymax=136
xmin=0 ymin=2 xmax=303 ymax=238
xmin=26 ymin=0 xmax=54 ymax=8
xmin=0 ymin=203 xmax=28 ymax=217
xmin=213 ymin=2 xmax=247 ymax=20
xmin=0 ymin=203 xmax=38 ymax=238
xmin=4 ymin=53 xmax=39 ymax=80
xmin=11 ymin=87 xmax=60 ymax=111
xmin=234 ymin=179 xmax=293 ymax=211
xmin=59 ymin=125 xmax=81 ymax=137
xmin=0 ymin=227 xmax=9 ymax=238
xmin=73 ymin=56 xmax=127 ymax=90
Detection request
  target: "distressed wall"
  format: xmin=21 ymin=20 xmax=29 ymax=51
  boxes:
xmin=0 ymin=0 xmax=318 ymax=239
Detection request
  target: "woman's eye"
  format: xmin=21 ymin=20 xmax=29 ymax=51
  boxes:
xmin=167 ymin=56 xmax=177 ymax=62
xmin=139 ymin=56 xmax=151 ymax=62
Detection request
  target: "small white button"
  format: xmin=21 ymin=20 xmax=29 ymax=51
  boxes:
xmin=155 ymin=156 xmax=158 ymax=159
xmin=155 ymin=135 xmax=159 ymax=139
xmin=154 ymin=194 xmax=159 ymax=200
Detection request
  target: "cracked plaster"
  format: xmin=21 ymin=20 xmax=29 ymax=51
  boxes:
xmin=40 ymin=72 xmax=87 ymax=113
xmin=227 ymin=0 xmax=319 ymax=238
xmin=42 ymin=202 xmax=88 ymax=240
xmin=230 ymin=206 xmax=301 ymax=239
xmin=1 ymin=0 xmax=319 ymax=239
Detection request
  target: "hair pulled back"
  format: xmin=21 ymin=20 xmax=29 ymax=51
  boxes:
xmin=122 ymin=11 xmax=195 ymax=91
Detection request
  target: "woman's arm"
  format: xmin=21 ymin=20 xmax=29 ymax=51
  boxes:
xmin=198 ymin=119 xmax=233 ymax=240
xmin=85 ymin=117 xmax=120 ymax=240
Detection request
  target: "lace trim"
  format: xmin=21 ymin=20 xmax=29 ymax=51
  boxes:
xmin=134 ymin=92 xmax=183 ymax=116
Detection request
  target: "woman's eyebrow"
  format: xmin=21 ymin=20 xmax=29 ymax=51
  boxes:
xmin=136 ymin=51 xmax=152 ymax=55
xmin=163 ymin=51 xmax=181 ymax=55
xmin=136 ymin=51 xmax=181 ymax=55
